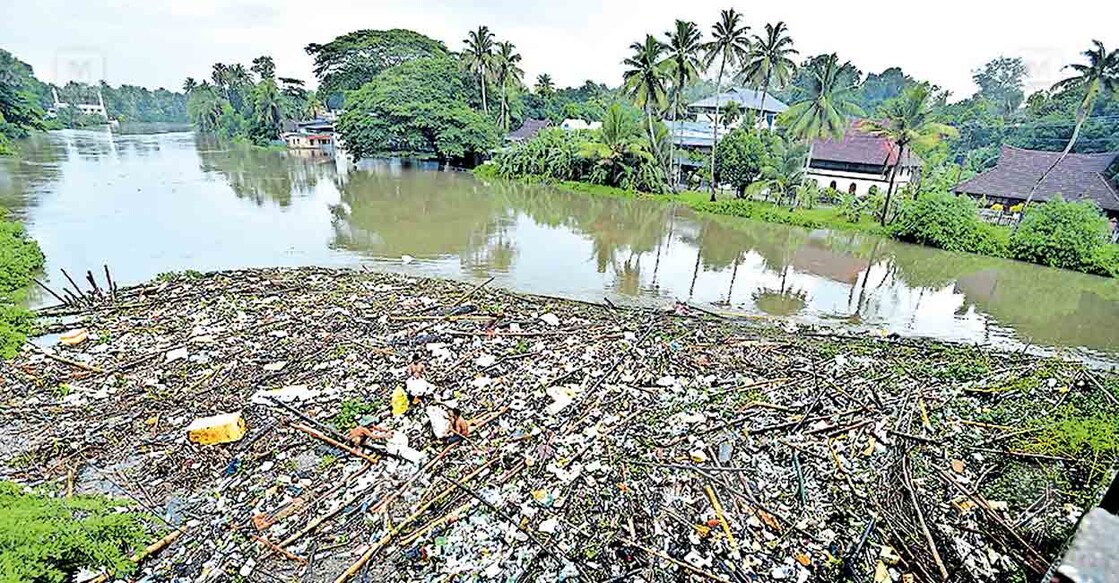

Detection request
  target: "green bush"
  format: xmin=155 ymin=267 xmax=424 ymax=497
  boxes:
xmin=1087 ymin=243 xmax=1119 ymax=278
xmin=1009 ymin=198 xmax=1110 ymax=273
xmin=492 ymin=127 xmax=588 ymax=182
xmin=0 ymin=481 xmax=147 ymax=582
xmin=889 ymin=192 xmax=1009 ymax=256
xmin=0 ymin=210 xmax=45 ymax=357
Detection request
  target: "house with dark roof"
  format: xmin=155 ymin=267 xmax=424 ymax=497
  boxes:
xmin=806 ymin=127 xmax=921 ymax=196
xmin=954 ymin=145 xmax=1119 ymax=218
xmin=687 ymin=88 xmax=788 ymax=131
xmin=506 ymin=119 xmax=552 ymax=143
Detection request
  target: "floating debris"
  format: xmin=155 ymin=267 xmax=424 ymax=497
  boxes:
xmin=1 ymin=266 xmax=1115 ymax=582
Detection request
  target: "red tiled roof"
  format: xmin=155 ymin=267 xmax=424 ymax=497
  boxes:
xmin=954 ymin=145 xmax=1119 ymax=211
xmin=810 ymin=126 xmax=921 ymax=168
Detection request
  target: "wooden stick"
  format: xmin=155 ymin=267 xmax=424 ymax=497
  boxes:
xmin=60 ymin=268 xmax=90 ymax=304
xmin=902 ymin=456 xmax=948 ymax=581
xmin=249 ymin=534 xmax=306 ymax=564
xmin=290 ymin=423 xmax=383 ymax=465
xmin=103 ymin=264 xmax=117 ymax=303
xmin=617 ymin=537 xmax=725 ymax=582
xmin=33 ymin=279 xmax=69 ymax=306
xmin=88 ymin=527 xmax=187 ymax=583
xmin=27 ymin=343 xmax=106 ymax=374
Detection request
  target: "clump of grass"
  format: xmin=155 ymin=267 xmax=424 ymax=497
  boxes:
xmin=1020 ymin=413 xmax=1119 ymax=460
xmin=332 ymin=398 xmax=382 ymax=431
xmin=0 ymin=210 xmax=45 ymax=358
xmin=0 ymin=481 xmax=147 ymax=582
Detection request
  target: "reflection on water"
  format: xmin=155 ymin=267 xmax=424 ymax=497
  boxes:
xmin=1 ymin=128 xmax=1116 ymax=361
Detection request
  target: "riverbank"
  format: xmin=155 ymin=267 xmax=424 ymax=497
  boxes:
xmin=2 ymin=267 xmax=1115 ymax=581
xmin=473 ymin=166 xmax=1119 ymax=279
xmin=0 ymin=210 xmax=45 ymax=357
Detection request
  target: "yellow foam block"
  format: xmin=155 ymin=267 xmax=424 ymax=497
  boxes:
xmin=186 ymin=412 xmax=246 ymax=445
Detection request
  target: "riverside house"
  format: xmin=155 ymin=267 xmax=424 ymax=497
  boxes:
xmin=806 ymin=127 xmax=922 ymax=197
xmin=954 ymin=145 xmax=1119 ymax=220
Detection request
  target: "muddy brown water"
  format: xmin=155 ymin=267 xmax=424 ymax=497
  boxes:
xmin=1 ymin=126 xmax=1116 ymax=363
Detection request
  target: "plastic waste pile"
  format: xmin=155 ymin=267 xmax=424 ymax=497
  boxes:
xmin=1 ymin=266 xmax=1115 ymax=583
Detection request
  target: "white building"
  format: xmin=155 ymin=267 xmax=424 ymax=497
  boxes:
xmin=806 ymin=127 xmax=921 ymax=196
xmin=687 ymin=87 xmax=788 ymax=131
xmin=48 ymin=87 xmax=108 ymax=119
xmin=560 ymin=118 xmax=602 ymax=131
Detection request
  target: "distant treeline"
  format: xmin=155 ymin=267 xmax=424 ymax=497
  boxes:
xmin=52 ymin=82 xmax=187 ymax=123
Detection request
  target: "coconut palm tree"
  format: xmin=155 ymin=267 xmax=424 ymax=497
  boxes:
xmin=622 ymin=35 xmax=669 ymax=145
xmin=859 ymin=84 xmax=958 ymax=225
xmin=183 ymin=77 xmax=197 ymax=94
xmin=535 ymin=74 xmax=555 ymax=95
xmin=784 ymin=54 xmax=864 ymax=185
xmin=659 ymin=20 xmax=704 ymax=191
xmin=463 ymin=26 xmax=496 ymax=115
xmin=741 ymin=21 xmax=797 ymax=131
xmin=700 ymin=9 xmax=751 ymax=201
xmin=746 ymin=136 xmax=809 ymax=205
xmin=722 ymin=101 xmax=742 ymax=128
xmin=493 ymin=41 xmax=524 ymax=131
xmin=1018 ymin=40 xmax=1119 ymax=222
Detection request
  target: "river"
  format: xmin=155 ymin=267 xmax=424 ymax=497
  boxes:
xmin=1 ymin=126 xmax=1116 ymax=362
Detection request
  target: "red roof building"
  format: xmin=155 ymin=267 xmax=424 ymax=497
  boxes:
xmin=806 ymin=126 xmax=922 ymax=197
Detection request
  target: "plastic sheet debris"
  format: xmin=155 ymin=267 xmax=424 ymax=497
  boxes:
xmin=186 ymin=412 xmax=246 ymax=445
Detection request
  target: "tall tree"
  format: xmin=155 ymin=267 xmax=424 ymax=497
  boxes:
xmin=741 ymin=21 xmax=797 ymax=131
xmin=251 ymin=56 xmax=276 ymax=81
xmin=493 ymin=41 xmax=524 ymax=131
xmin=622 ymin=35 xmax=669 ymax=146
xmin=305 ymin=29 xmax=448 ymax=107
xmin=1018 ymin=41 xmax=1119 ymax=222
xmin=250 ymin=78 xmax=283 ymax=142
xmin=182 ymin=77 xmax=197 ymax=94
xmin=973 ymin=57 xmax=1027 ymax=116
xmin=463 ymin=26 xmax=496 ymax=115
xmin=700 ymin=9 xmax=750 ymax=201
xmin=535 ymin=74 xmax=555 ymax=96
xmin=859 ymin=84 xmax=958 ymax=225
xmin=659 ymin=19 xmax=703 ymax=190
xmin=785 ymin=53 xmax=864 ymax=183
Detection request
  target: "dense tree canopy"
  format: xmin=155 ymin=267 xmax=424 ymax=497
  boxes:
xmin=306 ymin=29 xmax=448 ymax=107
xmin=0 ymin=49 xmax=48 ymax=152
xmin=336 ymin=57 xmax=499 ymax=162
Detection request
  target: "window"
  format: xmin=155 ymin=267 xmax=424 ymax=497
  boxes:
xmin=848 ymin=183 xmax=858 ymax=195
xmin=868 ymin=185 xmax=879 ymax=195
xmin=829 ymin=181 xmax=837 ymax=190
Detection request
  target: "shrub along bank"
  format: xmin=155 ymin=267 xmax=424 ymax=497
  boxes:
xmin=474 ymin=165 xmax=1118 ymax=278
xmin=0 ymin=210 xmax=45 ymax=357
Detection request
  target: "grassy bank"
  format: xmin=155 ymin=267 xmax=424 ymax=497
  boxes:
xmin=473 ymin=166 xmax=1118 ymax=278
xmin=0 ymin=210 xmax=44 ymax=357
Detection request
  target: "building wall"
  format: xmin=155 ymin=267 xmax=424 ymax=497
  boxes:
xmin=807 ymin=166 xmax=915 ymax=196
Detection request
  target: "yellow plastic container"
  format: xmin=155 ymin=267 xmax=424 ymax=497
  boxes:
xmin=391 ymin=386 xmax=409 ymax=417
xmin=186 ymin=412 xmax=246 ymax=445
xmin=60 ymin=329 xmax=89 ymax=346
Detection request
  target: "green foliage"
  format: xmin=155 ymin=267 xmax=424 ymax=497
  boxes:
xmin=492 ymin=128 xmax=586 ymax=181
xmin=337 ymin=57 xmax=499 ymax=161
xmin=0 ymin=210 xmax=44 ymax=358
xmin=305 ymin=29 xmax=448 ymax=107
xmin=1009 ymin=198 xmax=1111 ymax=273
xmin=522 ymin=81 xmax=613 ymax=123
xmin=493 ymin=104 xmax=667 ymax=193
xmin=332 ymin=398 xmax=382 ymax=430
xmin=714 ymin=128 xmax=771 ymax=196
xmin=1087 ymin=243 xmax=1119 ymax=278
xmin=0 ymin=49 xmax=48 ymax=151
xmin=0 ymin=481 xmax=146 ymax=582
xmin=890 ymin=192 xmax=1009 ymax=256
xmin=745 ymin=136 xmax=808 ymax=203
xmin=51 ymin=81 xmax=187 ymax=124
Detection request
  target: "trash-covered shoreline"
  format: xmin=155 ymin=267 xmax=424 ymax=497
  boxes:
xmin=1 ymin=266 xmax=1116 ymax=582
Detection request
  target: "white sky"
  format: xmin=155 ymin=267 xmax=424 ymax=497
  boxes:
xmin=2 ymin=0 xmax=1116 ymax=100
